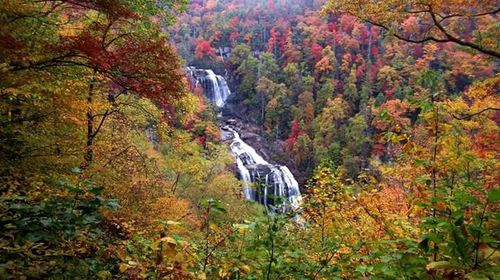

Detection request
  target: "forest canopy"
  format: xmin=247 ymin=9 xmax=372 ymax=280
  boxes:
xmin=1 ymin=0 xmax=499 ymax=279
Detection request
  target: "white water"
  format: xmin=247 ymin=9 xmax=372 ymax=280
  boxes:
xmin=225 ymin=126 xmax=303 ymax=211
xmin=216 ymin=75 xmax=231 ymax=106
xmin=186 ymin=67 xmax=231 ymax=107
xmin=205 ymin=70 xmax=224 ymax=107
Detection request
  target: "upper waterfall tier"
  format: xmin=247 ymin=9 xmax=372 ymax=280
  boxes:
xmin=187 ymin=67 xmax=231 ymax=107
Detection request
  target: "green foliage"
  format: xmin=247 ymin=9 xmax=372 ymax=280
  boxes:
xmin=0 ymin=175 xmax=121 ymax=278
xmin=237 ymin=56 xmax=260 ymax=100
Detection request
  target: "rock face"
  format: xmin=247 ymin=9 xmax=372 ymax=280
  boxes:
xmin=220 ymin=118 xmax=275 ymax=162
xmin=221 ymin=92 xmax=251 ymax=121
xmin=240 ymin=132 xmax=259 ymax=141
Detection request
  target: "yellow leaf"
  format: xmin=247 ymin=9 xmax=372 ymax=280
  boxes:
xmin=160 ymin=236 xmax=177 ymax=244
xmin=426 ymin=261 xmax=451 ymax=271
xmin=240 ymin=265 xmax=251 ymax=274
xmin=119 ymin=263 xmax=129 ymax=273
xmin=151 ymin=240 xmax=160 ymax=251
xmin=166 ymin=220 xmax=182 ymax=226
xmin=209 ymin=223 xmax=219 ymax=231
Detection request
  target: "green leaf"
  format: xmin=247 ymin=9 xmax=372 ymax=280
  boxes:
xmin=415 ymin=159 xmax=430 ymax=167
xmin=71 ymin=167 xmax=82 ymax=174
xmin=355 ymin=265 xmax=367 ymax=274
xmin=415 ymin=176 xmax=432 ymax=185
xmin=353 ymin=240 xmax=365 ymax=252
xmin=418 ymin=237 xmax=429 ymax=252
xmin=88 ymin=186 xmax=104 ymax=195
xmin=105 ymin=199 xmax=121 ymax=210
xmin=97 ymin=271 xmax=112 ymax=280
xmin=454 ymin=215 xmax=464 ymax=226
xmin=487 ymin=188 xmax=500 ymax=201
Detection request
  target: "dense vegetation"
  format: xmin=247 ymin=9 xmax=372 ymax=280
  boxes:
xmin=1 ymin=0 xmax=499 ymax=279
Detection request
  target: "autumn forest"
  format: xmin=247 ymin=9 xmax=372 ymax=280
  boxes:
xmin=0 ymin=0 xmax=499 ymax=279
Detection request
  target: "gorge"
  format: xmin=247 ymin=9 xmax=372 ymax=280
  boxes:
xmin=188 ymin=67 xmax=303 ymax=211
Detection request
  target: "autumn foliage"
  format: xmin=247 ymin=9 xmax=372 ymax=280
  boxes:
xmin=1 ymin=0 xmax=499 ymax=279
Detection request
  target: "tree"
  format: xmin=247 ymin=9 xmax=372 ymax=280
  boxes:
xmin=315 ymin=81 xmax=336 ymax=115
xmin=313 ymin=96 xmax=349 ymax=164
xmin=344 ymin=65 xmax=359 ymax=107
xmin=1 ymin=0 xmax=187 ymax=168
xmin=195 ymin=39 xmax=216 ymax=59
xmin=237 ymin=55 xmax=259 ymax=100
xmin=341 ymin=113 xmax=372 ymax=178
xmin=265 ymin=84 xmax=291 ymax=138
xmin=322 ymin=0 xmax=500 ymax=58
xmin=259 ymin=52 xmax=279 ymax=81
xmin=283 ymin=63 xmax=303 ymax=100
xmin=229 ymin=43 xmax=251 ymax=73
xmin=293 ymin=134 xmax=314 ymax=172
xmin=314 ymin=46 xmax=338 ymax=81
xmin=256 ymin=77 xmax=278 ymax=124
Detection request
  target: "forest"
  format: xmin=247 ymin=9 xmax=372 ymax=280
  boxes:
xmin=0 ymin=0 xmax=498 ymax=279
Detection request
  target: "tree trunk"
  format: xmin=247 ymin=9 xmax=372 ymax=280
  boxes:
xmin=83 ymin=69 xmax=97 ymax=168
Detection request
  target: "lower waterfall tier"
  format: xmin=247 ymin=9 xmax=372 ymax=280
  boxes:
xmin=223 ymin=126 xmax=303 ymax=211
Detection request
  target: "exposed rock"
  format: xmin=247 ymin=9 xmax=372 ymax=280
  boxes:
xmin=258 ymin=149 xmax=271 ymax=160
xmin=248 ymin=164 xmax=271 ymax=176
xmin=240 ymin=132 xmax=259 ymax=141
xmin=225 ymin=118 xmax=238 ymax=125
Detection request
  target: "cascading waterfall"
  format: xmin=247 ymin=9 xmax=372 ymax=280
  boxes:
xmin=204 ymin=70 xmax=224 ymax=107
xmin=224 ymin=126 xmax=303 ymax=211
xmin=187 ymin=67 xmax=231 ymax=107
xmin=188 ymin=66 xmax=303 ymax=212
xmin=216 ymin=75 xmax=231 ymax=105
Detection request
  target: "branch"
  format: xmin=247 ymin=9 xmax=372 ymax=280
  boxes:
xmin=474 ymin=200 xmax=489 ymax=268
xmin=363 ymin=18 xmax=450 ymax=44
xmin=103 ymin=145 xmax=132 ymax=167
xmin=91 ymin=109 xmax=120 ymax=139
xmin=312 ymin=251 xmax=336 ymax=279
xmin=105 ymin=32 xmax=132 ymax=49
xmin=4 ymin=1 xmax=64 ymax=24
xmin=428 ymin=9 xmax=500 ymax=58
xmin=9 ymin=56 xmax=94 ymax=72
xmin=452 ymin=107 xmax=500 ymax=120
xmin=102 ymin=145 xmax=146 ymax=168
xmin=355 ymin=12 xmax=500 ymax=59
xmin=438 ymin=8 xmax=500 ymax=21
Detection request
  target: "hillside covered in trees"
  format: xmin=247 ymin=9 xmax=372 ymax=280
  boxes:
xmin=1 ymin=0 xmax=499 ymax=279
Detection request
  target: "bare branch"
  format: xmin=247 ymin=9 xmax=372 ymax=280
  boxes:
xmin=452 ymin=107 xmax=500 ymax=120
xmin=338 ymin=6 xmax=500 ymax=59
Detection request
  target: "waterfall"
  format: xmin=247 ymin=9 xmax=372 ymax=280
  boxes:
xmin=224 ymin=126 xmax=303 ymax=211
xmin=188 ymin=66 xmax=302 ymax=212
xmin=205 ymin=70 xmax=223 ymax=107
xmin=216 ymin=75 xmax=231 ymax=105
xmin=187 ymin=67 xmax=231 ymax=107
